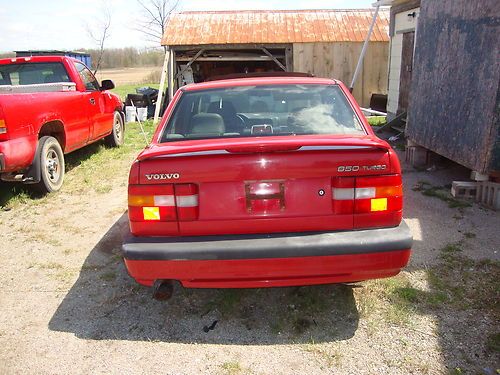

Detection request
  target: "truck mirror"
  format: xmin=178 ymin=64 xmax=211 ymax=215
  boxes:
xmin=100 ymin=80 xmax=115 ymax=91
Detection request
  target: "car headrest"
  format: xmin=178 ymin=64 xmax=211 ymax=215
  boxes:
xmin=190 ymin=113 xmax=225 ymax=134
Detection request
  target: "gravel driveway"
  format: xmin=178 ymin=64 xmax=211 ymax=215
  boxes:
xmin=0 ymin=146 xmax=498 ymax=375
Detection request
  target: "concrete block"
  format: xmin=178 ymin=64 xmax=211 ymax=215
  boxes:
xmin=476 ymin=181 xmax=500 ymax=210
xmin=451 ymin=181 xmax=477 ymax=199
xmin=406 ymin=146 xmax=429 ymax=167
xmin=470 ymin=171 xmax=489 ymax=182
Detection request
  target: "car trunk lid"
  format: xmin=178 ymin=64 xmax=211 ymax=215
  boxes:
xmin=129 ymin=135 xmax=399 ymax=237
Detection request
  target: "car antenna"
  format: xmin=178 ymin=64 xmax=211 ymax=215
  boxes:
xmin=130 ymin=100 xmax=150 ymax=145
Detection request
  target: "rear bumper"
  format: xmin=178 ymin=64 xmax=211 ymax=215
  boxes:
xmin=0 ymin=135 xmax=37 ymax=174
xmin=122 ymin=222 xmax=412 ymax=288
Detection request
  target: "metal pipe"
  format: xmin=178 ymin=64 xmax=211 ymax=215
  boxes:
xmin=361 ymin=107 xmax=387 ymax=116
xmin=349 ymin=5 xmax=380 ymax=92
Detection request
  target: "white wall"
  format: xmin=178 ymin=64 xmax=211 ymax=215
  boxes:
xmin=387 ymin=7 xmax=420 ymax=116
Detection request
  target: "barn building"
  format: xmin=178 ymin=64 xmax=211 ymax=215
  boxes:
xmin=160 ymin=9 xmax=390 ymax=107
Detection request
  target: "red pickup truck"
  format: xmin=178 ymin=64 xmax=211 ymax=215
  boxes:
xmin=0 ymin=56 xmax=124 ymax=192
xmin=122 ymin=75 xmax=412 ymax=299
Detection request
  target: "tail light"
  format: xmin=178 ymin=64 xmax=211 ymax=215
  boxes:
xmin=128 ymin=184 xmax=177 ymax=222
xmin=332 ymin=174 xmax=403 ymax=228
xmin=0 ymin=105 xmax=7 ymax=138
xmin=174 ymin=184 xmax=199 ymax=221
xmin=128 ymin=183 xmax=199 ymax=222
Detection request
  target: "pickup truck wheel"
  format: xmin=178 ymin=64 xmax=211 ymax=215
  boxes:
xmin=35 ymin=136 xmax=65 ymax=193
xmin=106 ymin=111 xmax=124 ymax=147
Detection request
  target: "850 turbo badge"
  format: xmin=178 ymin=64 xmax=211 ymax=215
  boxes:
xmin=337 ymin=165 xmax=387 ymax=172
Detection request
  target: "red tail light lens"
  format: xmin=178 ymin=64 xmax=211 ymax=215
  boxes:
xmin=332 ymin=174 xmax=403 ymax=229
xmin=331 ymin=177 xmax=354 ymax=214
xmin=354 ymin=175 xmax=403 ymax=214
xmin=0 ymin=105 xmax=7 ymax=139
xmin=175 ymin=184 xmax=199 ymax=221
xmin=128 ymin=184 xmax=177 ymax=221
xmin=128 ymin=183 xmax=199 ymax=223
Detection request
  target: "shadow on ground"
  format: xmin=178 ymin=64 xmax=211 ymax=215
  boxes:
xmin=49 ymin=213 xmax=359 ymax=344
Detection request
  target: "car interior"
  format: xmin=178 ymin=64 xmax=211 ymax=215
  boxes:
xmin=161 ymin=84 xmax=365 ymax=142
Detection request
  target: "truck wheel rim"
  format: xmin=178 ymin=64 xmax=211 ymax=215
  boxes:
xmin=46 ymin=149 xmax=60 ymax=183
xmin=114 ymin=117 xmax=123 ymax=141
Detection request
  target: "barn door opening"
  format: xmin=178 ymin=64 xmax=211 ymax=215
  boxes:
xmin=175 ymin=47 xmax=290 ymax=85
xmin=397 ymin=31 xmax=415 ymax=114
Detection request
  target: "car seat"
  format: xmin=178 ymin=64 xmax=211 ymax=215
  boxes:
xmin=189 ymin=113 xmax=225 ymax=136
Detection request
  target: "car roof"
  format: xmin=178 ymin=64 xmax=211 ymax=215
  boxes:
xmin=181 ymin=76 xmax=340 ymax=92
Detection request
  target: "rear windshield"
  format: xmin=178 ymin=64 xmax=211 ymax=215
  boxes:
xmin=160 ymin=84 xmax=365 ymax=142
xmin=0 ymin=62 xmax=70 ymax=86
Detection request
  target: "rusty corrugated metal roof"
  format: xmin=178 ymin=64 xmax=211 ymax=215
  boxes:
xmin=162 ymin=9 xmax=389 ymax=46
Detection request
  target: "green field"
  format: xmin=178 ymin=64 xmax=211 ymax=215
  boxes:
xmin=111 ymin=83 xmax=160 ymax=100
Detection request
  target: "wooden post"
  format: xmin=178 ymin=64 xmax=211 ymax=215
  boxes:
xmin=168 ymin=49 xmax=175 ymax=101
xmin=285 ymin=46 xmax=293 ymax=72
xmin=153 ymin=48 xmax=170 ymax=125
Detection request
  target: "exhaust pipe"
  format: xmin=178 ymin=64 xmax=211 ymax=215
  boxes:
xmin=152 ymin=279 xmax=174 ymax=300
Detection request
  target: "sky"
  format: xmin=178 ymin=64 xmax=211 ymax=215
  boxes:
xmin=0 ymin=0 xmax=374 ymax=52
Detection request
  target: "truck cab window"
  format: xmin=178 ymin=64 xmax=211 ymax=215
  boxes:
xmin=0 ymin=62 xmax=70 ymax=85
xmin=73 ymin=61 xmax=99 ymax=91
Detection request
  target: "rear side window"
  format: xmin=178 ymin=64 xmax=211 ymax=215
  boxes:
xmin=73 ymin=61 xmax=99 ymax=91
xmin=0 ymin=62 xmax=70 ymax=85
xmin=160 ymin=84 xmax=365 ymax=142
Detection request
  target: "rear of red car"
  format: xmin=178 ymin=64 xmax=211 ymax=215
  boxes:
xmin=122 ymin=77 xmax=412 ymax=291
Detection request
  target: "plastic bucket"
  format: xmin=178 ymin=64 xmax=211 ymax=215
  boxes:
xmin=136 ymin=107 xmax=148 ymax=122
xmin=125 ymin=106 xmax=136 ymax=123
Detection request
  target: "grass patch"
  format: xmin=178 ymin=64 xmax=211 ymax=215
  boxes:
xmin=357 ymin=239 xmax=499 ymax=331
xmin=486 ymin=332 xmax=500 ymax=353
xmin=271 ymin=285 xmax=349 ymax=335
xmin=204 ymin=289 xmax=246 ymax=317
xmin=220 ymin=361 xmax=242 ymax=375
xmin=100 ymin=271 xmax=117 ymax=282
xmin=413 ymin=181 xmax=472 ymax=209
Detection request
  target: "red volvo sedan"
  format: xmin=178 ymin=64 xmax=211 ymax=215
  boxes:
xmin=122 ymin=75 xmax=412 ymax=299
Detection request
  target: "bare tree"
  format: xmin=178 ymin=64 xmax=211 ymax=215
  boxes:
xmin=136 ymin=0 xmax=180 ymax=51
xmin=86 ymin=2 xmax=112 ymax=75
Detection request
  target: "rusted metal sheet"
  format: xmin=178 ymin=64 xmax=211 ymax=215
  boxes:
xmin=162 ymin=10 xmax=389 ymax=46
xmin=406 ymin=0 xmax=500 ymax=174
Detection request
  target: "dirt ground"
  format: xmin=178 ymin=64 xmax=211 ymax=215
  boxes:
xmin=0 ymin=134 xmax=499 ymax=374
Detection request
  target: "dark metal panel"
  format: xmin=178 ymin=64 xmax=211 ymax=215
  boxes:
xmin=406 ymin=0 xmax=500 ymax=173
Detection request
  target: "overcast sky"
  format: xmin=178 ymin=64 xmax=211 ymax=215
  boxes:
xmin=0 ymin=0 xmax=374 ymax=52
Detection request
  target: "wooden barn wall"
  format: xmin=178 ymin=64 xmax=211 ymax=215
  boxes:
xmin=406 ymin=0 xmax=500 ymax=173
xmin=292 ymin=42 xmax=388 ymax=107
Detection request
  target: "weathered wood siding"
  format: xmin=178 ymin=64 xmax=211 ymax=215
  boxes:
xmin=406 ymin=0 xmax=500 ymax=173
xmin=387 ymin=6 xmax=420 ymax=116
xmin=293 ymin=42 xmax=388 ymax=107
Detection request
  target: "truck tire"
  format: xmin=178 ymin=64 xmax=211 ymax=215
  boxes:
xmin=105 ymin=111 xmax=125 ymax=147
xmin=35 ymin=136 xmax=65 ymax=193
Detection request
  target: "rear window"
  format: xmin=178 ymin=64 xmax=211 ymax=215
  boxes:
xmin=160 ymin=84 xmax=365 ymax=142
xmin=0 ymin=62 xmax=70 ymax=86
